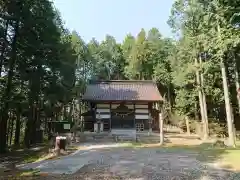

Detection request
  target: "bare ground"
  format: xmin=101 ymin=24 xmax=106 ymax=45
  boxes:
xmin=5 ymin=144 xmax=240 ymax=179
xmin=1 ymin=135 xmax=240 ymax=179
xmin=70 ymin=147 xmax=239 ymax=180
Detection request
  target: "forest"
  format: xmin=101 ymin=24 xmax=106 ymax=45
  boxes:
xmin=0 ymin=0 xmax=239 ymax=153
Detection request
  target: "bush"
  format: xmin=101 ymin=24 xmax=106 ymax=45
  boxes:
xmin=168 ymin=112 xmax=185 ymax=127
xmin=208 ymin=121 xmax=227 ymax=137
xmin=186 ymin=120 xmax=227 ymax=137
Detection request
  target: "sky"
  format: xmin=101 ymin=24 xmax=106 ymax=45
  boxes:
xmin=53 ymin=0 xmax=175 ymax=43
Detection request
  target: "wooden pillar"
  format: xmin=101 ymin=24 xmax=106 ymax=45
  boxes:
xmin=133 ymin=103 xmax=136 ymax=129
xmin=159 ymin=106 xmax=164 ymax=145
xmin=148 ymin=112 xmax=152 ymax=136
xmin=110 ymin=103 xmax=112 ymax=132
xmin=149 ymin=102 xmax=153 ymax=133
xmin=134 ymin=103 xmax=137 ymax=142
xmin=92 ymin=103 xmax=96 ymax=122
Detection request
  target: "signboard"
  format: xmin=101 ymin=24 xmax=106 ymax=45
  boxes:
xmin=48 ymin=121 xmax=73 ymax=133
xmin=63 ymin=124 xmax=70 ymax=130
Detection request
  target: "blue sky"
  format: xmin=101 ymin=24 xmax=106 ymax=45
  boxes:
xmin=53 ymin=0 xmax=175 ymax=43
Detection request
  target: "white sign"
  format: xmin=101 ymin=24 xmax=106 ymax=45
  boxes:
xmin=63 ymin=124 xmax=70 ymax=130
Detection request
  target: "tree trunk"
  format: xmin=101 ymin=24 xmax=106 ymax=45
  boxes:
xmin=68 ymin=103 xmax=73 ymax=122
xmin=159 ymin=112 xmax=164 ymax=145
xmin=217 ymin=24 xmax=235 ymax=147
xmin=14 ymin=81 xmax=23 ymax=146
xmin=64 ymin=106 xmax=67 ymax=120
xmin=194 ymin=100 xmax=198 ymax=120
xmin=14 ymin=105 xmax=21 ymax=146
xmin=185 ymin=116 xmax=190 ymax=135
xmin=221 ymin=62 xmax=236 ymax=147
xmin=233 ymin=54 xmax=240 ymax=114
xmin=25 ymin=81 xmax=35 ymax=147
xmin=199 ymin=55 xmax=209 ymax=139
xmin=32 ymin=101 xmax=41 ymax=144
xmin=55 ymin=112 xmax=58 ymax=121
xmin=9 ymin=112 xmax=14 ymax=146
xmin=6 ymin=112 xmax=10 ymax=146
xmin=24 ymin=103 xmax=34 ymax=148
xmin=167 ymin=84 xmax=172 ymax=111
xmin=31 ymin=105 xmax=37 ymax=144
xmin=202 ymin=94 xmax=208 ymax=138
xmin=0 ymin=20 xmax=19 ymax=153
xmin=0 ymin=21 xmax=9 ymax=76
xmin=195 ymin=57 xmax=207 ymax=139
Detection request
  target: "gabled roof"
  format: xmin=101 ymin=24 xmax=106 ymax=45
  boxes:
xmin=82 ymin=80 xmax=163 ymax=102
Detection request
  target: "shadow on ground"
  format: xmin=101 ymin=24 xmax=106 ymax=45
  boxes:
xmin=0 ymin=143 xmax=78 ymax=179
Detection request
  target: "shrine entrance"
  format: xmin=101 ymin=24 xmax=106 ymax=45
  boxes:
xmin=111 ymin=104 xmax=135 ymax=129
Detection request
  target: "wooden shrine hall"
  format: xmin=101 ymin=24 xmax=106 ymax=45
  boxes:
xmin=81 ymin=80 xmax=163 ymax=133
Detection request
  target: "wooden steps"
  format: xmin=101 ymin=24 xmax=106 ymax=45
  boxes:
xmin=111 ymin=129 xmax=136 ymax=142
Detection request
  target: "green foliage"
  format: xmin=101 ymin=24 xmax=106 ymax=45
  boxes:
xmin=168 ymin=0 xmax=240 ymax=122
xmin=0 ymin=0 xmax=80 ymax=151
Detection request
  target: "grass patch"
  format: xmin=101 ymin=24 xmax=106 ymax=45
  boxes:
xmin=67 ymin=146 xmax=79 ymax=151
xmin=23 ymin=145 xmax=79 ymax=163
xmin=23 ymin=153 xmax=45 ymax=163
xmin=218 ymin=149 xmax=240 ymax=170
xmin=19 ymin=169 xmax=40 ymax=177
xmin=161 ymin=143 xmax=240 ymax=171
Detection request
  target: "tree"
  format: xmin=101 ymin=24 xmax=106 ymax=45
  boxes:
xmin=125 ymin=29 xmax=149 ymax=80
xmin=0 ymin=0 xmax=78 ymax=152
xmin=168 ymin=0 xmax=240 ymax=146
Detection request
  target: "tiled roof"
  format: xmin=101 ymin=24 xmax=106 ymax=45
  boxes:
xmin=82 ymin=80 xmax=163 ymax=102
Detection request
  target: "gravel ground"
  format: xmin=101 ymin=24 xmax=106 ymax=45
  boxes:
xmin=71 ymin=147 xmax=239 ymax=180
xmin=16 ymin=145 xmax=240 ymax=180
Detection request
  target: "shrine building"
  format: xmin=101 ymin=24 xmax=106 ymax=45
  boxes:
xmin=81 ymin=80 xmax=163 ymax=134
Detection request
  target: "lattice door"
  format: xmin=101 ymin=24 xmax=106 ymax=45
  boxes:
xmin=136 ymin=123 xmax=144 ymax=132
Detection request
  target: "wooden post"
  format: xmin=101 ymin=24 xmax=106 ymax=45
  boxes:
xmin=159 ymin=112 xmax=164 ymax=145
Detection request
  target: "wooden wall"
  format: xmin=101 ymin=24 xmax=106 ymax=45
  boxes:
xmin=83 ymin=102 xmax=160 ymax=132
xmin=94 ymin=102 xmax=152 ymax=131
xmin=96 ymin=104 xmax=111 ymax=131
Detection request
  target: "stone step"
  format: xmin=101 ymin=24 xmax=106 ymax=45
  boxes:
xmin=114 ymin=134 xmax=136 ymax=142
xmin=137 ymin=138 xmax=160 ymax=141
xmin=136 ymin=137 xmax=169 ymax=143
xmin=111 ymin=129 xmax=136 ymax=135
xmin=136 ymin=134 xmax=167 ymax=143
xmin=111 ymin=129 xmax=136 ymax=142
xmin=117 ymin=134 xmax=135 ymax=138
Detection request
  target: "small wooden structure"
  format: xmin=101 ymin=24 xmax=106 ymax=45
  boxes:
xmin=81 ymin=80 xmax=163 ymax=133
